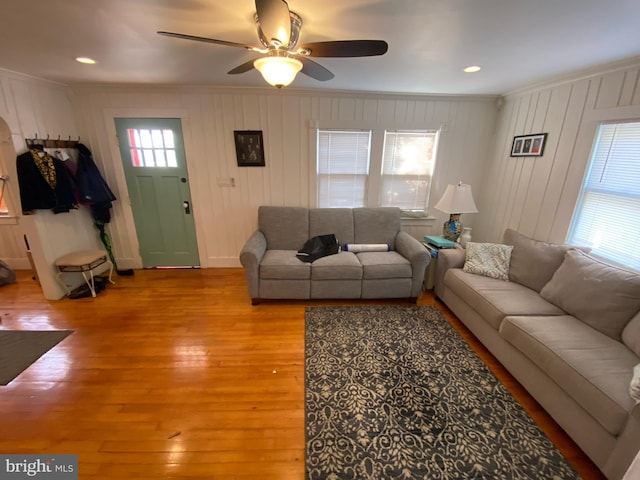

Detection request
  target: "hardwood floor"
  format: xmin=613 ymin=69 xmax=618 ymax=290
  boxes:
xmin=0 ymin=268 xmax=605 ymax=479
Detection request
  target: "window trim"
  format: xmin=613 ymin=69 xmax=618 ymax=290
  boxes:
xmin=379 ymin=129 xmax=440 ymax=215
xmin=567 ymin=119 xmax=640 ymax=272
xmin=316 ymin=129 xmax=372 ymax=208
xmin=311 ymin=123 xmax=441 ymax=216
xmin=0 ymin=176 xmax=8 ymax=215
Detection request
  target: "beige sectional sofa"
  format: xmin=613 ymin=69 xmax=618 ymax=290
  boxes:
xmin=240 ymin=206 xmax=429 ymax=304
xmin=434 ymin=229 xmax=640 ymax=480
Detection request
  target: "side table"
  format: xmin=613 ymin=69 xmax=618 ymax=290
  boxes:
xmin=422 ymin=242 xmax=439 ymax=290
xmin=422 ymin=241 xmax=464 ymax=290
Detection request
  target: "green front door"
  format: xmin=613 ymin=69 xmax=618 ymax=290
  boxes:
xmin=115 ymin=118 xmax=199 ymax=268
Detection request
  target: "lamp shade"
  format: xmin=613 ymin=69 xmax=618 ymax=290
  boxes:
xmin=434 ymin=183 xmax=478 ymax=214
xmin=254 ymin=56 xmax=303 ymax=88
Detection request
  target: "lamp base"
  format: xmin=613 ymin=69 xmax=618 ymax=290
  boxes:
xmin=442 ymin=214 xmax=461 ymax=241
xmin=458 ymin=227 xmax=472 ymax=248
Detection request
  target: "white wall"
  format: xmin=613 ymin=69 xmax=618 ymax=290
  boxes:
xmin=72 ymin=86 xmax=498 ymax=268
xmin=5 ymin=56 xmax=640 ymax=286
xmin=475 ymin=57 xmax=640 ymax=245
xmin=0 ymin=69 xmax=102 ymax=299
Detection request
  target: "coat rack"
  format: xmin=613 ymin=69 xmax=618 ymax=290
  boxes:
xmin=25 ymin=134 xmax=80 ymax=150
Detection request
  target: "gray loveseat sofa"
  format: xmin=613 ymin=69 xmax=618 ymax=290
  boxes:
xmin=240 ymin=206 xmax=429 ymax=304
xmin=434 ymin=228 xmax=640 ymax=479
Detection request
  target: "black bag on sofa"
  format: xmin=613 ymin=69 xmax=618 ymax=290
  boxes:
xmin=296 ymin=234 xmax=340 ymax=263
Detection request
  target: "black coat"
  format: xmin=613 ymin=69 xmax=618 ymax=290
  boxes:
xmin=16 ymin=149 xmax=77 ymax=214
xmin=75 ymin=143 xmax=117 ymax=223
xmin=76 ymin=143 xmax=116 ymax=205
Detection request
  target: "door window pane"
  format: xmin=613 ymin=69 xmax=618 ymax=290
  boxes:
xmin=140 ymin=130 xmax=153 ymax=148
xmin=155 ymin=150 xmax=167 ymax=167
xmin=166 ymin=150 xmax=178 ymax=168
xmin=163 ymin=130 xmax=175 ymax=148
xmin=127 ymin=128 xmax=178 ymax=168
xmin=143 ymin=149 xmax=155 ymax=167
xmin=152 ymin=130 xmax=164 ymax=148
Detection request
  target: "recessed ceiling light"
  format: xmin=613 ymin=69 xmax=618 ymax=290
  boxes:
xmin=463 ymin=65 xmax=482 ymax=73
xmin=75 ymin=57 xmax=97 ymax=65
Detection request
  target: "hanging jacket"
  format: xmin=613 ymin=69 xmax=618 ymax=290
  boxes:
xmin=16 ymin=149 xmax=77 ymax=214
xmin=76 ymin=143 xmax=117 ymax=223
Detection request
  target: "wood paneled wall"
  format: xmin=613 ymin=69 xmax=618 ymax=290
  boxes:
xmin=6 ymin=55 xmax=640 ymax=277
xmin=0 ymin=69 xmax=104 ymax=298
xmin=71 ymin=86 xmax=497 ymax=268
xmin=474 ymin=58 xmax=640 ymax=245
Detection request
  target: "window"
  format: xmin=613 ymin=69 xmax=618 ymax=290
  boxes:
xmin=127 ymin=128 xmax=177 ymax=168
xmin=316 ymin=128 xmax=440 ymax=212
xmin=568 ymin=121 xmax=640 ymax=271
xmin=380 ymin=131 xmax=438 ymax=211
xmin=317 ymin=130 xmax=371 ymax=208
xmin=0 ymin=176 xmax=8 ymax=215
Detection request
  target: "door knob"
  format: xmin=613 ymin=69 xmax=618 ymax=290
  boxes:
xmin=183 ymin=201 xmax=191 ymax=214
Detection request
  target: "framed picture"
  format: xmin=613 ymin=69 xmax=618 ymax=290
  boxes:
xmin=234 ymin=130 xmax=265 ymax=167
xmin=510 ymin=133 xmax=547 ymax=157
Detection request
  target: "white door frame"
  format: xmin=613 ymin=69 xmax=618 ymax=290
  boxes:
xmin=102 ymin=108 xmax=206 ymax=268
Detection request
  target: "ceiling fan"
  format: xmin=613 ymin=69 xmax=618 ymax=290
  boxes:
xmin=158 ymin=0 xmax=389 ymax=88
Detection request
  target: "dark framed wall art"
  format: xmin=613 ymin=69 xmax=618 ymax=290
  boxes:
xmin=234 ymin=130 xmax=265 ymax=167
xmin=510 ymin=133 xmax=548 ymax=157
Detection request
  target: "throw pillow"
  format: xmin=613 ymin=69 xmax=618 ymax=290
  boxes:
xmin=503 ymin=229 xmax=578 ymax=292
xmin=463 ymin=242 xmax=513 ymax=281
xmin=540 ymin=249 xmax=640 ymax=340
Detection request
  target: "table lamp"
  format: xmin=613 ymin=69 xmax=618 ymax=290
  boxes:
xmin=434 ymin=182 xmax=478 ymax=242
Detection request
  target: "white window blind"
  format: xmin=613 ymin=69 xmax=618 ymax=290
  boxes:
xmin=380 ymin=131 xmax=438 ymax=212
xmin=568 ymin=121 xmax=640 ymax=271
xmin=317 ymin=130 xmax=371 ymax=208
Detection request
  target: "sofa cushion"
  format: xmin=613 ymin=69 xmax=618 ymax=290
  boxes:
xmin=259 ymin=250 xmax=310 ymax=280
xmin=623 ymin=311 xmax=640 ymax=358
xmin=259 ymin=206 xmax=309 ymax=250
xmin=540 ymin=249 xmax=640 ymax=340
xmin=503 ymin=228 xmax=577 ymax=292
xmin=309 ymin=208 xmax=355 ymax=245
xmin=353 ymin=207 xmax=400 ymax=249
xmin=463 ymin=242 xmax=513 ymax=281
xmin=358 ymin=251 xmax=412 ymax=279
xmin=500 ymin=315 xmax=638 ymax=436
xmin=311 ymin=252 xmax=363 ymax=280
xmin=444 ymin=269 xmax=564 ymax=330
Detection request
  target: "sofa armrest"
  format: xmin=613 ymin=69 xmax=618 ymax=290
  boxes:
xmin=239 ymin=230 xmax=267 ymax=300
xmin=395 ymin=231 xmax=430 ymax=298
xmin=434 ymin=247 xmax=466 ymax=299
xmin=604 ymin=401 xmax=640 ymax=479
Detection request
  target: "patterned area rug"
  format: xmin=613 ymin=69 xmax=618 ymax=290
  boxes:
xmin=305 ymin=306 xmax=579 ymax=480
xmin=0 ymin=330 xmax=72 ymax=385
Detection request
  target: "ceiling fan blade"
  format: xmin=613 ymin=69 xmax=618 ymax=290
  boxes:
xmin=228 ymin=59 xmax=257 ymax=75
xmin=298 ymin=40 xmax=389 ymax=58
xmin=255 ymin=0 xmax=291 ymax=46
xmin=298 ymin=57 xmax=334 ymax=82
xmin=157 ymin=31 xmax=255 ymax=50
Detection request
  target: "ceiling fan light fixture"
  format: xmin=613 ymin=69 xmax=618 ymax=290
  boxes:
xmin=254 ymin=56 xmax=303 ymax=88
xmin=75 ymin=56 xmax=97 ymax=65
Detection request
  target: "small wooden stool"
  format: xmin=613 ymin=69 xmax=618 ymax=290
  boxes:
xmin=55 ymin=250 xmax=115 ymax=298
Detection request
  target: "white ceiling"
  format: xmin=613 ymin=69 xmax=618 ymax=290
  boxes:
xmin=2 ymin=0 xmax=640 ymax=95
